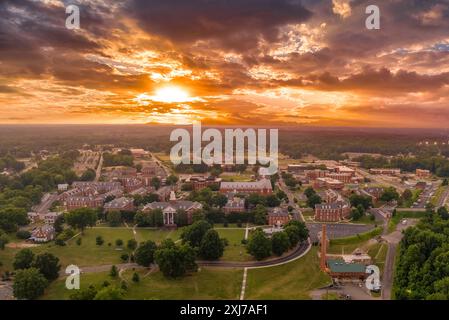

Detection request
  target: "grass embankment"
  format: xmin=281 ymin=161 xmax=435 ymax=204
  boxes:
xmin=387 ymin=211 xmax=425 ymax=233
xmin=245 ymin=247 xmax=332 ymax=299
xmin=43 ymin=267 xmax=243 ymax=300
xmin=328 ymin=227 xmax=383 ymax=254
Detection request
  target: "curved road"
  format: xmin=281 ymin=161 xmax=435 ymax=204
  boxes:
xmin=198 ymin=241 xmax=310 ymax=268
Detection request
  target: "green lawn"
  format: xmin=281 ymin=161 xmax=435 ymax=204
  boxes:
xmin=1 ymin=228 xmax=136 ymax=272
xmin=43 ymin=267 xmax=243 ymax=300
xmin=216 ymin=228 xmax=252 ymax=262
xmin=134 ymin=228 xmax=184 ymax=244
xmin=245 ymin=247 xmax=331 ymax=299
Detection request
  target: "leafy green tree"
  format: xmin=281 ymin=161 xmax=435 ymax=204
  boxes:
xmin=80 ymin=169 xmax=96 ymax=181
xmin=253 ymin=204 xmax=268 ymax=225
xmin=32 ymin=253 xmax=61 ymax=281
xmin=180 ymin=220 xmax=212 ymax=247
xmin=93 ymin=286 xmax=124 ymax=300
xmin=247 ymin=229 xmax=271 ymax=260
xmin=134 ymin=240 xmax=157 ymax=267
xmin=0 ymin=232 xmax=9 ymax=250
xmin=211 ymin=193 xmax=228 ymax=208
xmin=115 ymin=239 xmax=123 ymax=246
xmin=402 ymin=189 xmax=413 ymax=201
xmin=110 ymin=265 xmax=118 ymax=278
xmin=13 ymin=268 xmax=48 ymax=300
xmin=284 ymin=225 xmax=300 ymax=248
xmin=284 ymin=220 xmax=309 ymax=243
xmin=349 ymin=194 xmax=373 ymax=210
xmin=304 ymin=187 xmax=316 ymax=198
xmin=442 ymin=178 xmax=449 ymax=186
xmin=65 ymin=208 xmax=97 ymax=232
xmin=306 ymin=194 xmax=322 ymax=208
xmin=127 ymin=239 xmax=137 ymax=250
xmin=94 ymin=236 xmax=104 ymax=247
xmin=199 ymin=229 xmax=224 ymax=260
xmin=265 ymin=195 xmax=281 ymax=207
xmin=437 ymin=206 xmax=449 ymax=220
xmin=271 ymin=232 xmax=290 ymax=256
xmin=107 ymin=210 xmax=122 ymax=227
xmin=132 ymin=272 xmax=140 ymax=283
xmin=166 ymin=175 xmax=179 ymax=186
xmin=155 ymin=242 xmax=197 ymax=278
xmin=13 ymin=249 xmax=35 ymax=270
xmin=150 ymin=177 xmax=161 ymax=190
xmin=380 ymin=187 xmax=400 ymax=202
xmin=70 ymin=285 xmax=97 ymax=300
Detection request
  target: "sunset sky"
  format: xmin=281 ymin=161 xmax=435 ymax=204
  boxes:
xmin=0 ymin=0 xmax=449 ymax=127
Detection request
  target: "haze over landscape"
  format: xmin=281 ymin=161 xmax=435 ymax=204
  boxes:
xmin=1 ymin=0 xmax=448 ymax=127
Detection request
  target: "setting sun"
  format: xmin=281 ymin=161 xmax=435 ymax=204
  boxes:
xmin=151 ymin=86 xmax=191 ymax=103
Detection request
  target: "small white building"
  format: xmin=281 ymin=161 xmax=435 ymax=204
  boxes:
xmin=58 ymin=184 xmax=69 ymax=191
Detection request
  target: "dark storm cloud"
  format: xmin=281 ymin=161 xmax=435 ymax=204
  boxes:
xmin=127 ymin=0 xmax=312 ymax=50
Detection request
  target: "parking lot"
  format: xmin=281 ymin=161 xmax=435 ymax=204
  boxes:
xmin=307 ymin=223 xmax=375 ymax=242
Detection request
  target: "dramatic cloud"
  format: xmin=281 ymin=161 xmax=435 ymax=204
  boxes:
xmin=0 ymin=0 xmax=448 ymax=127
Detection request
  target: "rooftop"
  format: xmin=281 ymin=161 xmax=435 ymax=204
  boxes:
xmin=327 ymin=259 xmax=366 ymax=273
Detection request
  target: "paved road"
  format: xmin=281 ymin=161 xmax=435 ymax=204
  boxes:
xmin=94 ymin=153 xmax=103 ymax=182
xmin=436 ymin=185 xmax=449 ymax=207
xmin=198 ymin=241 xmax=310 ymax=268
xmin=412 ymin=181 xmax=438 ymax=209
xmin=33 ymin=192 xmax=59 ymax=214
xmin=277 ymin=172 xmax=304 ymax=222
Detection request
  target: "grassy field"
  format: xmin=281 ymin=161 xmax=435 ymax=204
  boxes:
xmin=1 ymin=228 xmax=136 ymax=273
xmin=431 ymin=185 xmax=447 ymax=206
xmin=245 ymin=247 xmax=331 ymax=299
xmin=43 ymin=267 xmax=243 ymax=300
xmin=216 ymin=228 xmax=252 ymax=261
xmin=134 ymin=228 xmax=184 ymax=244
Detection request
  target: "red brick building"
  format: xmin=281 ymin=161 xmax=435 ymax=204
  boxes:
xmin=268 ymin=208 xmax=290 ymax=226
xmin=314 ymin=202 xmax=351 ymax=222
xmin=219 ymin=179 xmax=273 ymax=195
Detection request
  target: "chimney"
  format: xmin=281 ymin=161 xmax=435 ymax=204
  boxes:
xmin=320 ymin=224 xmax=327 ymax=271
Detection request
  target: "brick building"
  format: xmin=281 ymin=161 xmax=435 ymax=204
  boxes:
xmin=314 ymin=202 xmax=351 ymax=222
xmin=268 ymin=207 xmax=290 ymax=226
xmin=219 ymin=179 xmax=273 ymax=195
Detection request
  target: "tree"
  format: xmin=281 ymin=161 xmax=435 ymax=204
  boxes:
xmin=253 ymin=204 xmax=268 ymax=225
xmin=134 ymin=240 xmax=157 ymax=267
xmin=32 ymin=252 xmax=61 ymax=281
xmin=107 ymin=210 xmax=122 ymax=227
xmin=0 ymin=232 xmax=9 ymax=250
xmin=247 ymin=229 xmax=271 ymax=260
xmin=211 ymin=193 xmax=228 ymax=208
xmin=307 ymin=194 xmax=322 ymax=208
xmin=265 ymin=195 xmax=281 ymax=207
xmin=70 ymin=285 xmax=97 ymax=300
xmin=304 ymin=187 xmax=316 ymax=198
xmin=115 ymin=239 xmax=123 ymax=246
xmin=155 ymin=242 xmax=198 ymax=278
xmin=271 ymin=232 xmax=290 ymax=256
xmin=93 ymin=286 xmax=124 ymax=300
xmin=284 ymin=220 xmax=309 ymax=243
xmin=284 ymin=225 xmax=300 ymax=248
xmin=150 ymin=177 xmax=161 ymax=190
xmin=402 ymin=189 xmax=413 ymax=201
xmin=127 ymin=239 xmax=137 ymax=250
xmin=166 ymin=175 xmax=179 ymax=186
xmin=13 ymin=268 xmax=48 ymax=300
xmin=199 ymin=229 xmax=224 ymax=260
xmin=13 ymin=249 xmax=35 ymax=270
xmin=65 ymin=208 xmax=97 ymax=232
xmin=437 ymin=206 xmax=449 ymax=220
xmin=180 ymin=220 xmax=212 ymax=247
xmin=132 ymin=272 xmax=140 ymax=283
xmin=54 ymin=215 xmax=64 ymax=233
xmin=349 ymin=194 xmax=373 ymax=210
xmin=96 ymin=235 xmax=104 ymax=246
xmin=380 ymin=187 xmax=400 ymax=202
xmin=80 ymin=169 xmax=96 ymax=181
xmin=110 ymin=265 xmax=118 ymax=278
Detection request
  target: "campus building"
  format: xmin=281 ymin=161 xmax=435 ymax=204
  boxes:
xmin=369 ymin=168 xmax=401 ymax=175
xmin=314 ymin=202 xmax=351 ymax=222
xmin=219 ymin=179 xmax=273 ymax=195
xmin=104 ymin=197 xmax=135 ymax=212
xmin=268 ymin=207 xmax=290 ymax=226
